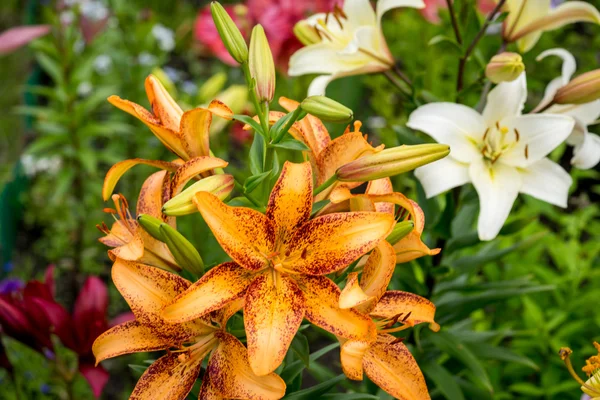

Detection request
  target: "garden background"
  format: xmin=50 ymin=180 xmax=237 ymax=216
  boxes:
xmin=0 ymin=0 xmax=599 ymax=399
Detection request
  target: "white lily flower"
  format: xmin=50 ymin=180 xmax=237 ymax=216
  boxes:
xmin=503 ymin=0 xmax=600 ymax=53
xmin=408 ymin=73 xmax=575 ymax=241
xmin=288 ymin=0 xmax=424 ymax=95
xmin=534 ymin=48 xmax=600 ymax=169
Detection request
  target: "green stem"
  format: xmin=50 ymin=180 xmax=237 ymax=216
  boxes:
xmin=234 ymin=179 xmax=262 ymax=208
xmin=242 ymin=62 xmax=270 ymax=137
xmin=446 ymin=0 xmax=462 ymax=45
xmin=383 ymin=70 xmax=411 ymax=99
xmin=313 ymin=174 xmax=338 ymax=196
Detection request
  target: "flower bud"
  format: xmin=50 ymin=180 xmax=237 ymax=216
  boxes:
xmin=485 ymin=52 xmax=524 ymax=84
xmin=163 ymin=175 xmax=234 ymax=216
xmin=555 ymin=69 xmax=600 ymax=105
xmin=293 ymin=21 xmax=321 ymax=46
xmin=249 ymin=24 xmax=275 ymax=102
xmin=210 ymin=2 xmax=248 ymax=64
xmin=137 ymin=214 xmax=165 ymax=241
xmin=159 ymin=224 xmax=205 ymax=276
xmin=300 ymin=96 xmax=353 ymax=123
xmin=386 ymin=220 xmax=414 ymax=245
xmin=337 ymin=143 xmax=450 ymax=182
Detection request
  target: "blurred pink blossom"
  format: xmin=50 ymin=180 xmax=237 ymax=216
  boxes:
xmin=421 ymin=0 xmax=498 ymax=23
xmin=0 ymin=25 xmax=50 ymax=55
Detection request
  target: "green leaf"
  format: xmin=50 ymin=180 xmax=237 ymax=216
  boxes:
xmin=508 ymin=383 xmax=544 ymax=397
xmin=284 ymin=375 xmax=345 ymax=399
xmin=428 ymin=35 xmax=463 ymax=57
xmin=26 ymin=135 xmax=67 ymax=155
xmin=249 ymin=133 xmax=266 ymax=175
xmin=232 ymin=114 xmax=263 ymax=135
xmin=270 ymin=110 xmax=297 ymax=143
xmin=321 ymin=395 xmax=380 ymax=400
xmin=244 ymin=170 xmax=271 ymax=193
xmin=311 ymin=199 xmax=330 ymax=216
xmin=290 ymin=333 xmax=310 ymax=368
xmin=35 ymin=53 xmax=63 ymax=84
xmin=281 ymin=343 xmax=339 ymax=383
xmin=467 ymin=342 xmax=539 ymax=371
xmin=272 ymin=139 xmax=310 ymax=151
xmin=422 ymin=361 xmax=465 ymax=400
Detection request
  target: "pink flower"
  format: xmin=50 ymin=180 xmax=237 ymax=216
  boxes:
xmin=420 ymin=0 xmax=497 ymax=24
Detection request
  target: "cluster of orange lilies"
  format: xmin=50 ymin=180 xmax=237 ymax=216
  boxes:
xmin=93 ymin=75 xmax=443 ymax=399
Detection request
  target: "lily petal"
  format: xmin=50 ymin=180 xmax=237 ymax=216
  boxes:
xmin=415 ymin=157 xmax=470 ymax=198
xmin=519 ymin=158 xmax=572 ymax=207
xmin=573 ymin=132 xmax=600 ymax=169
xmin=503 ymin=0 xmax=551 ymax=48
xmin=102 ymin=158 xmax=179 ymax=201
xmin=469 ymin=159 xmax=521 ymax=241
xmin=500 ymin=114 xmax=575 ymax=167
xmin=363 ymin=334 xmax=430 ymax=400
xmin=179 ymin=108 xmax=213 ymax=159
xmin=370 ymin=291 xmax=439 ymax=331
xmin=356 ymin=240 xmax=397 ymax=313
xmin=266 ymin=162 xmax=313 ymax=241
xmin=297 ymin=275 xmax=377 ymax=342
xmin=107 ymin=231 xmax=145 ymax=262
xmin=145 ymin=75 xmax=183 ymax=132
xmin=137 ymin=171 xmax=170 ymax=219
xmin=340 ymin=338 xmax=370 ymax=380
xmin=193 ymin=192 xmax=274 ymax=271
xmin=170 ymin=156 xmax=229 ymax=196
xmin=308 ymin=74 xmax=337 ymax=96
xmin=93 ymin=320 xmax=172 ymax=363
xmin=162 ymin=262 xmax=253 ymax=323
xmin=377 ymin=0 xmax=426 ymax=23
xmin=207 ymin=331 xmax=286 ymax=400
xmin=130 ymin=353 xmax=203 ymax=400
xmin=483 ymin=73 xmax=527 ymax=125
xmin=366 ymin=178 xmax=394 ymax=214
xmin=343 ymin=0 xmax=376 ymax=28
xmin=549 ymin=100 xmax=600 ymax=127
xmin=286 ymin=211 xmax=394 ymax=275
xmin=407 ymin=103 xmax=485 ymax=163
xmin=339 ymin=272 xmax=374 ymax=310
xmin=537 ymin=48 xmax=576 ymax=86
xmin=245 ymin=272 xmax=305 ymax=376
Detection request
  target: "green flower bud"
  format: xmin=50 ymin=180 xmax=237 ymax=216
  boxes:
xmin=249 ymin=25 xmax=275 ymax=102
xmin=386 ymin=220 xmax=414 ymax=245
xmin=162 ymin=175 xmax=234 ymax=216
xmin=300 ymin=96 xmax=353 ymax=123
xmin=485 ymin=52 xmax=525 ymax=84
xmin=137 ymin=214 xmax=164 ymax=241
xmin=159 ymin=224 xmax=204 ymax=276
xmin=210 ymin=2 xmax=248 ymax=64
xmin=555 ymin=69 xmax=600 ymax=105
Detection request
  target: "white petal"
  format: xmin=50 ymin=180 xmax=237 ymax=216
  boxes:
xmin=352 ymin=26 xmax=391 ymax=65
xmin=407 ymin=103 xmax=486 ymax=163
xmin=519 ymin=158 xmax=572 ymax=206
xmin=534 ymin=77 xmax=567 ymax=112
xmin=415 ymin=157 xmax=470 ymax=198
xmin=536 ymin=48 xmax=577 ymax=85
xmin=482 ymin=73 xmax=527 ymax=125
xmin=377 ymin=0 xmax=425 ymax=23
xmin=343 ymin=0 xmax=377 ymax=29
xmin=499 ymin=114 xmax=575 ymax=167
xmin=504 ymin=0 xmax=551 ymax=39
xmin=307 ymin=75 xmax=336 ymax=96
xmin=288 ymin=43 xmax=353 ymax=76
xmin=572 ymin=132 xmax=600 ymax=169
xmin=469 ymin=159 xmax=521 ymax=241
xmin=548 ymin=100 xmax=600 ymax=126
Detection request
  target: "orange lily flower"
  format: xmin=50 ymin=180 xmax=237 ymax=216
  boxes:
xmin=338 ymin=290 xmax=439 ymax=400
xmin=98 ymin=171 xmax=179 ymax=272
xmin=102 ymin=75 xmax=233 ymax=201
xmin=92 ymin=259 xmax=285 ymax=400
xmin=161 ymin=161 xmax=395 ymax=376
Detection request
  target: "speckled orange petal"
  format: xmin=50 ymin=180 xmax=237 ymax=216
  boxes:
xmin=245 ymin=272 xmax=305 ymax=376
xmin=93 ymin=320 xmax=172 ymax=363
xmin=212 ymin=297 xmax=244 ymax=328
xmin=266 ymin=161 xmax=313 ymax=241
xmin=99 ymin=220 xmax=134 ymax=247
xmin=339 ymin=338 xmax=370 ymax=380
xmin=137 ymin=171 xmax=171 ymax=219
xmin=285 ymin=212 xmax=394 ymax=275
xmin=296 ymin=275 xmax=377 ymax=342
xmin=279 ymin=97 xmax=331 ymax=157
xmin=339 ymin=272 xmax=373 ymax=310
xmin=130 ymin=353 xmax=203 ymax=400
xmin=363 ymin=334 xmax=430 ymax=400
xmin=144 ymin=75 xmax=183 ymax=132
xmin=207 ymin=99 xmax=234 ymax=120
xmin=102 ymin=158 xmax=180 ymax=201
xmin=198 ymin=374 xmax=224 ymax=400
xmin=180 ymin=108 xmax=213 ymax=159
xmin=356 ymin=240 xmax=397 ymax=314
xmin=108 ymin=231 xmax=145 ymax=261
xmin=193 ymin=192 xmax=273 ymax=271
xmin=162 ymin=262 xmax=253 ymax=323
xmin=365 ymin=178 xmax=394 ymax=215
xmin=369 ymin=291 xmax=439 ymax=331
xmin=108 ymin=95 xmax=187 ymax=159
xmin=171 ymin=156 xmax=229 ymax=196
xmin=207 ymin=331 xmax=286 ymax=400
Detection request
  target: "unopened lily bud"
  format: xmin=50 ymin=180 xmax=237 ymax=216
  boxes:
xmin=210 ymin=2 xmax=248 ymax=64
xmin=555 ymin=69 xmax=600 ymax=104
xmin=249 ymin=24 xmax=275 ymax=102
xmin=485 ymin=52 xmax=524 ymax=84
xmin=159 ymin=224 xmax=205 ymax=276
xmin=198 ymin=72 xmax=228 ymax=103
xmin=337 ymin=143 xmax=450 ymax=181
xmin=386 ymin=220 xmax=414 ymax=245
xmin=293 ymin=21 xmax=321 ymax=46
xmin=300 ymin=96 xmax=353 ymax=123
xmin=163 ymin=175 xmax=234 ymax=216
xmin=137 ymin=214 xmax=165 ymax=241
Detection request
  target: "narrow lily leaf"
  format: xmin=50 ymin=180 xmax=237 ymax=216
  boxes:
xmin=159 ymin=224 xmax=204 ymax=276
xmin=232 ymin=114 xmax=264 ymax=135
xmin=280 ymin=343 xmax=340 ymax=382
xmin=290 ymin=332 xmax=310 ymax=368
xmin=270 ymin=109 xmax=298 ymax=143
xmin=244 ymin=170 xmax=271 ymax=193
xmin=284 ymin=374 xmax=345 ymax=399
xmin=249 ymin=133 xmax=266 ymax=175
xmin=102 ymin=159 xmax=179 ymax=201
xmin=421 ymin=361 xmax=466 ymax=400
xmin=272 ymin=139 xmax=311 ymax=151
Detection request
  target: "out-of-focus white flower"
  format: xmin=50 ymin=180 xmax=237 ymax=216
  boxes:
xmin=21 ymin=155 xmax=62 ymax=177
xmin=94 ymin=54 xmax=112 ymax=74
xmin=181 ymin=81 xmax=198 ymax=95
xmin=288 ymin=0 xmax=425 ymax=95
xmin=80 ymin=1 xmax=109 ymax=22
xmin=138 ymin=52 xmax=158 ymax=66
xmin=152 ymin=24 xmax=175 ymax=52
xmin=408 ymin=73 xmax=575 ymax=241
xmin=77 ymin=81 xmax=93 ymax=97
xmin=535 ymin=48 xmax=600 ymax=169
xmin=163 ymin=66 xmax=181 ymax=83
xmin=60 ymin=11 xmax=75 ymax=25
xmin=73 ymin=38 xmax=85 ymax=54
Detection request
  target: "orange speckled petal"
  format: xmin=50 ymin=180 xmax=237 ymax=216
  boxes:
xmin=365 ymin=178 xmax=394 ymax=215
xmin=198 ymin=374 xmax=224 ymax=400
xmin=108 ymin=231 xmax=145 ymax=261
xmin=180 ymin=108 xmax=212 ymax=159
xmin=339 ymin=338 xmax=370 ymax=380
xmin=357 ymin=240 xmax=397 ymax=314
xmin=93 ymin=320 xmax=171 ymax=363
xmin=296 ymin=275 xmax=377 ymax=342
xmin=207 ymin=99 xmax=234 ymax=120
xmin=130 ymin=353 xmax=203 ymax=400
xmin=136 ymin=171 xmax=171 ymax=220
xmin=266 ymin=161 xmax=313 ymax=241
xmin=286 ymin=212 xmax=394 ymax=275
xmin=245 ymin=272 xmax=305 ymax=376
xmin=162 ymin=262 xmax=253 ymax=323
xmin=339 ymin=272 xmax=373 ymax=310
xmin=207 ymin=331 xmax=286 ymax=400
xmin=369 ymin=291 xmax=439 ymax=331
xmin=171 ymin=156 xmax=229 ymax=196
xmin=193 ymin=192 xmax=273 ymax=271
xmin=144 ymin=75 xmax=183 ymax=132
xmin=363 ymin=334 xmax=431 ymax=400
